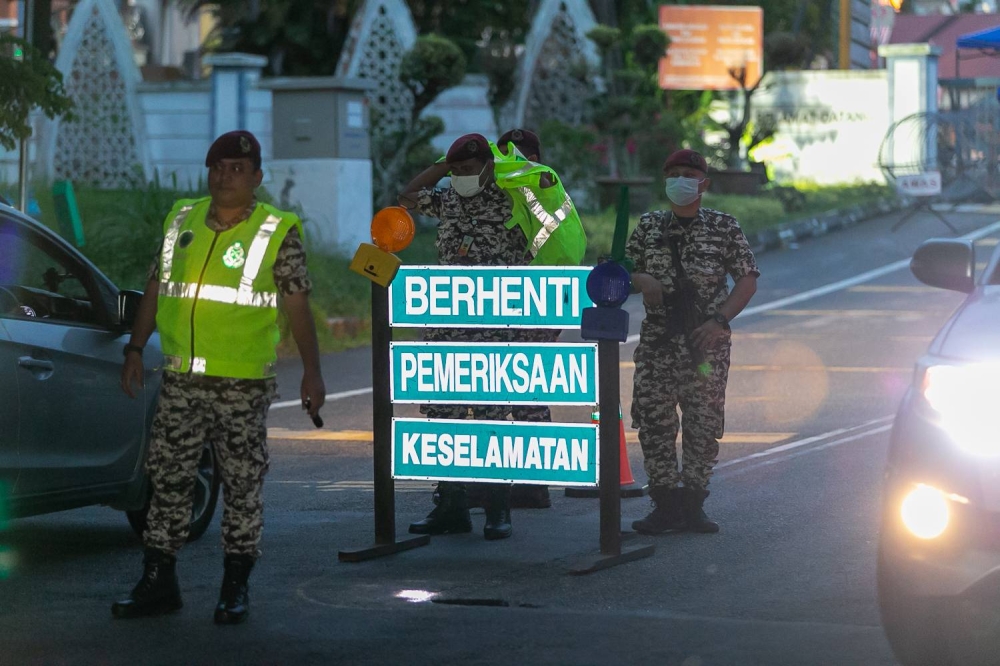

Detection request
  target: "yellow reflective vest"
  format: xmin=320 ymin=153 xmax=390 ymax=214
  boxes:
xmin=156 ymin=197 xmax=303 ymax=379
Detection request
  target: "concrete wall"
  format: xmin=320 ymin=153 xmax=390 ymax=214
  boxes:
xmin=2 ymin=67 xmax=531 ymax=250
xmin=750 ymin=70 xmax=890 ymax=184
xmin=425 ymin=75 xmax=498 ymax=152
xmin=136 ymin=80 xmax=273 ymax=189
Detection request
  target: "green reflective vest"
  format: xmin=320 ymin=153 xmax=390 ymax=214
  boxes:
xmin=490 ymin=142 xmax=587 ymax=266
xmin=156 ymin=197 xmax=303 ymax=379
xmin=436 ymin=143 xmax=588 ymax=266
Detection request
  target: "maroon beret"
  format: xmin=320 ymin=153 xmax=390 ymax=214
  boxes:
xmin=498 ymin=128 xmax=541 ymax=158
xmin=205 ymin=130 xmax=261 ymax=170
xmin=445 ymin=133 xmax=491 ymax=164
xmin=663 ymin=149 xmax=708 ymax=174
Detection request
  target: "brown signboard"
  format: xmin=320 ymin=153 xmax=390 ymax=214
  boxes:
xmin=658 ymin=5 xmax=764 ymax=91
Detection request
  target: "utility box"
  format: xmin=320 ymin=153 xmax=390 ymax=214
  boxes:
xmin=262 ymin=77 xmax=376 ymax=160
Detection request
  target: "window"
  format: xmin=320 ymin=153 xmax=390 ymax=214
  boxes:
xmin=0 ymin=217 xmax=101 ymax=325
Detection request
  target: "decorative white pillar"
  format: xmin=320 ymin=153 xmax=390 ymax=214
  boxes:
xmin=204 ymin=52 xmax=268 ymax=139
xmin=877 ymin=43 xmax=941 ymax=170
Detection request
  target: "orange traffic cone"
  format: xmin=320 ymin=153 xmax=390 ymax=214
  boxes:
xmin=565 ymin=404 xmax=648 ymax=499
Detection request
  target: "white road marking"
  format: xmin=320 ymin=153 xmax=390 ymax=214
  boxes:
xmin=270 ymin=386 xmax=373 ymax=411
xmin=717 ymin=416 xmax=894 ymax=470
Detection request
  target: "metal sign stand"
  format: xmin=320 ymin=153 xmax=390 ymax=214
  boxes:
xmin=568 ymin=338 xmax=655 ymax=575
xmin=892 ymin=195 xmax=958 ymax=234
xmin=338 ymin=283 xmax=430 ymax=562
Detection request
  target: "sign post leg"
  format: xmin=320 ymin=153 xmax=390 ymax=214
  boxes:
xmin=569 ymin=338 xmax=654 ymax=574
xmin=338 ymin=284 xmax=430 ymax=562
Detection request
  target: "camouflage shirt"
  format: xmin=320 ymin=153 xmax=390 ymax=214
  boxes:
xmin=414 ymin=183 xmax=526 ymax=346
xmin=147 ymin=200 xmax=312 ymax=296
xmin=626 ymin=207 xmax=759 ymax=321
xmin=414 ymin=183 xmax=527 ymax=266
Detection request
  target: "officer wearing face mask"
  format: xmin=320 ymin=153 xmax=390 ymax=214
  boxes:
xmin=397 ymin=133 xmax=527 ymax=541
xmin=626 ymin=149 xmax=759 ymax=536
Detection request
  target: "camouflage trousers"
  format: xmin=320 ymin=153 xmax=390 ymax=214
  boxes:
xmin=631 ymin=333 xmax=731 ymax=491
xmin=144 ymin=371 xmax=275 ymax=557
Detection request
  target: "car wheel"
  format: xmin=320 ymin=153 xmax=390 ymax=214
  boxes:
xmin=877 ymin=540 xmax=955 ymax=666
xmin=126 ymin=443 xmax=221 ymax=543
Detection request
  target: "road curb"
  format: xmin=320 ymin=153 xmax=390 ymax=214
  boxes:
xmin=748 ymin=197 xmax=905 ymax=254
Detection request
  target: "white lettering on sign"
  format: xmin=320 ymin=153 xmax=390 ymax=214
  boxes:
xmin=405 ymin=434 xmax=591 ymax=472
xmin=398 ymin=351 xmax=590 ymax=396
xmin=403 ymin=432 xmax=420 ymax=465
xmin=402 ymin=275 xmax=583 ymax=319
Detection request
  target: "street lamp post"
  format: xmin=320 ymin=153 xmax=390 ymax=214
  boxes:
xmin=17 ymin=0 xmax=34 ymax=213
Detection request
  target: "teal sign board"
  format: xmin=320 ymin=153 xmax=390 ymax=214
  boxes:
xmin=392 ymin=418 xmax=599 ymax=486
xmin=390 ymin=342 xmax=598 ymax=405
xmin=388 ymin=266 xmax=593 ymax=329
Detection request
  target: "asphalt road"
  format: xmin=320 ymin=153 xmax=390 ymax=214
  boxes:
xmin=4 ymin=206 xmax=1000 ymax=666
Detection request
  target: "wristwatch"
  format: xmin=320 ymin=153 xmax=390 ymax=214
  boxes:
xmin=123 ymin=343 xmax=144 ymax=358
xmin=711 ymin=312 xmax=730 ymax=328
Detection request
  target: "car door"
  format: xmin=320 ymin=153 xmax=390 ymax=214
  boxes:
xmin=0 ymin=214 xmax=147 ymax=496
xmin=0 ymin=318 xmax=19 ymax=498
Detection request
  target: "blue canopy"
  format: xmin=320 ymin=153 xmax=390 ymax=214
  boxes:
xmin=957 ymin=25 xmax=1000 ymax=50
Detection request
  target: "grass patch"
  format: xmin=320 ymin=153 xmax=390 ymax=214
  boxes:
xmin=17 ymin=180 xmax=890 ymax=355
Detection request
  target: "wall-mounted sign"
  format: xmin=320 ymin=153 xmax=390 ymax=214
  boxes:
xmin=658 ymin=5 xmax=764 ymax=91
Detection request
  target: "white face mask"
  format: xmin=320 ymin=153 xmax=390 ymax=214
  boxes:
xmin=665 ymin=176 xmax=704 ymax=206
xmin=452 ymin=163 xmax=488 ymax=198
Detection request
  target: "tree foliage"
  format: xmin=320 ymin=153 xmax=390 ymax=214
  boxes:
xmin=186 ymin=0 xmax=362 ymax=76
xmin=372 ymin=35 xmax=467 ymax=209
xmin=407 ymin=0 xmax=531 ymax=72
xmin=586 ymin=23 xmax=673 ymax=178
xmin=0 ymin=35 xmax=73 ymax=152
xmin=399 ymin=34 xmax=467 ymax=114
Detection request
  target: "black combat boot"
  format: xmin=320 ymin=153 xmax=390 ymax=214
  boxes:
xmin=214 ymin=553 xmax=255 ymax=625
xmin=681 ymin=488 xmax=720 ymax=534
xmin=409 ymin=482 xmax=473 ymax=535
xmin=483 ymin=485 xmax=513 ymax=541
xmin=111 ymin=548 xmax=183 ymax=619
xmin=510 ymin=484 xmax=551 ymax=509
xmin=631 ymin=487 xmax=687 ymax=535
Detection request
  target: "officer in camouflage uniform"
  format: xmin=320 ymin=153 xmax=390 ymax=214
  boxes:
xmin=398 ymin=133 xmax=528 ymax=541
xmin=112 ymin=131 xmax=326 ymax=623
xmin=627 ymin=149 xmax=758 ymax=535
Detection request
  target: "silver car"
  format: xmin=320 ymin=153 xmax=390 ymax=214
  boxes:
xmin=879 ymin=237 xmax=1000 ymax=666
xmin=0 ymin=201 xmax=218 ymax=540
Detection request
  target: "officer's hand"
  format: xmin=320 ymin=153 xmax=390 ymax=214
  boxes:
xmin=691 ymin=320 xmax=727 ymax=351
xmin=301 ymin=370 xmax=326 ymax=418
xmin=631 ymin=273 xmax=664 ymax=308
xmin=121 ymin=354 xmax=144 ymax=398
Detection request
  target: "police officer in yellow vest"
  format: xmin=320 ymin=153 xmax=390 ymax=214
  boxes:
xmin=111 ymin=131 xmax=326 ymax=624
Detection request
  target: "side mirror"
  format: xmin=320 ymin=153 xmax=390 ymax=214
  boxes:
xmin=910 ymin=239 xmax=975 ymax=293
xmin=117 ymin=290 xmax=143 ymax=329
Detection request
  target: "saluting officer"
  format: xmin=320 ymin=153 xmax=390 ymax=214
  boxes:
xmin=626 ymin=149 xmax=758 ymax=535
xmin=112 ymin=131 xmax=326 ymax=623
xmin=398 ymin=133 xmax=524 ymax=541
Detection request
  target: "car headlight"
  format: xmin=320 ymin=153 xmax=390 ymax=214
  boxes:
xmin=922 ymin=363 xmax=1000 ymax=457
xmin=900 ymin=484 xmax=950 ymax=539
